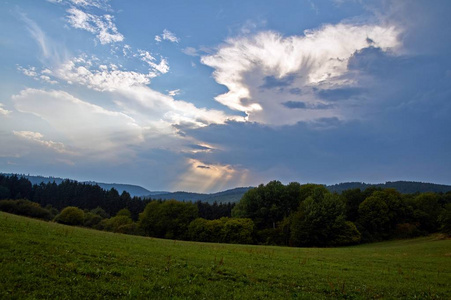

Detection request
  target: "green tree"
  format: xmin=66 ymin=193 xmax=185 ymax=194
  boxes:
xmin=357 ymin=195 xmax=390 ymax=241
xmin=232 ymin=181 xmax=315 ymax=230
xmin=0 ymin=199 xmax=53 ymax=220
xmin=83 ymin=212 xmax=103 ymax=228
xmin=221 ymin=218 xmax=255 ymax=244
xmin=412 ymin=193 xmax=442 ymax=232
xmin=55 ymin=206 xmax=85 ymax=226
xmin=188 ymin=218 xmax=226 ymax=243
xmin=116 ymin=208 xmax=132 ymax=218
xmin=341 ymin=188 xmax=365 ymax=222
xmin=139 ymin=200 xmax=198 ymax=240
xmin=438 ymin=204 xmax=451 ymax=235
xmin=290 ymin=192 xmax=360 ymax=246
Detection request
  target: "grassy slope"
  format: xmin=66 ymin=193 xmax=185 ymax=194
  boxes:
xmin=1 ymin=212 xmax=450 ymax=299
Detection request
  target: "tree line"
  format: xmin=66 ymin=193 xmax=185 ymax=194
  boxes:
xmin=0 ymin=174 xmax=450 ymax=246
xmin=0 ymin=174 xmax=233 ymax=221
xmin=232 ymin=181 xmax=451 ymax=245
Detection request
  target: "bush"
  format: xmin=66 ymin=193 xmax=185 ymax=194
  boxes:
xmin=139 ymin=200 xmax=198 ymax=240
xmin=117 ymin=223 xmax=142 ymax=235
xmin=222 ymin=218 xmax=255 ymax=244
xmin=0 ymin=199 xmax=53 ymax=220
xmin=55 ymin=206 xmax=85 ymax=225
xmin=101 ymin=215 xmax=133 ymax=232
xmin=83 ymin=212 xmax=103 ymax=228
xmin=394 ymin=223 xmax=421 ymax=239
xmin=438 ymin=204 xmax=451 ymax=235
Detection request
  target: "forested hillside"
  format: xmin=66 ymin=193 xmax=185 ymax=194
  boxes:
xmin=1 ymin=173 xmax=152 ymax=197
xmin=328 ymin=181 xmax=451 ymax=194
xmin=1 ymin=174 xmax=450 ymax=247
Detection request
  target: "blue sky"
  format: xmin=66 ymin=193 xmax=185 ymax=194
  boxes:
xmin=1 ymin=0 xmax=450 ymax=192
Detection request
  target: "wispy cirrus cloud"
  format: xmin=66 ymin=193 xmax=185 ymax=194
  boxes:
xmin=18 ymin=12 xmax=65 ymax=64
xmin=182 ymin=47 xmax=198 ymax=56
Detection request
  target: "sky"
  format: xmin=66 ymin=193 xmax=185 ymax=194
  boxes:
xmin=1 ymin=0 xmax=450 ymax=193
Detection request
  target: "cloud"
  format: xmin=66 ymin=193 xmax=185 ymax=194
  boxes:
xmin=138 ymin=50 xmax=169 ymax=74
xmin=168 ymin=89 xmax=181 ymax=97
xmin=0 ymin=104 xmax=12 ymax=116
xmin=18 ymin=13 xmax=64 ymax=63
xmin=282 ymin=101 xmax=334 ymax=110
xmin=182 ymin=47 xmax=198 ymax=56
xmin=201 ymin=23 xmax=401 ymax=125
xmin=155 ymin=29 xmax=179 ymax=43
xmin=55 ymin=56 xmax=154 ymax=91
xmin=174 ymin=158 xmax=248 ymax=193
xmin=13 ymin=131 xmax=73 ymax=154
xmin=68 ymin=0 xmax=111 ymax=10
xmin=18 ymin=66 xmax=38 ymax=78
xmin=66 ymin=7 xmax=124 ymax=44
xmin=18 ymin=66 xmax=58 ymax=84
xmin=12 ymin=88 xmax=143 ymax=157
xmin=51 ymin=56 xmax=244 ymax=129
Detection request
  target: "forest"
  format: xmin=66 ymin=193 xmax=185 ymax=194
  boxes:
xmin=0 ymin=174 xmax=450 ymax=247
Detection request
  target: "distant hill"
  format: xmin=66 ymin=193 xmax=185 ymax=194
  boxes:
xmin=151 ymin=181 xmax=451 ymax=203
xmin=3 ymin=173 xmax=450 ymax=203
xmin=2 ymin=174 xmax=152 ymax=198
xmin=326 ymin=181 xmax=451 ymax=194
xmin=146 ymin=187 xmax=253 ymax=204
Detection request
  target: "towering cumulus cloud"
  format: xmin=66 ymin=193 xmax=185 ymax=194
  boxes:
xmin=202 ymin=23 xmax=401 ymax=125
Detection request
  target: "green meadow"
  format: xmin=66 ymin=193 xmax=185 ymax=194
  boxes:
xmin=1 ymin=212 xmax=450 ymax=299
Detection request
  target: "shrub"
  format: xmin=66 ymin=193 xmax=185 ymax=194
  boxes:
xmin=55 ymin=206 xmax=85 ymax=225
xmin=83 ymin=212 xmax=103 ymax=228
xmin=0 ymin=199 xmax=53 ymax=220
xmin=101 ymin=215 xmax=133 ymax=232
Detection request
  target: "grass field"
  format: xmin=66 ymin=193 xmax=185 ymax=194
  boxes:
xmin=1 ymin=212 xmax=450 ymax=299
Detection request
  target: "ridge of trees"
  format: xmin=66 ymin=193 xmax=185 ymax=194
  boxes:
xmin=0 ymin=174 xmax=450 ymax=247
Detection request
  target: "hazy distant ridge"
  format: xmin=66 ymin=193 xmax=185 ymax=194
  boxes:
xmin=3 ymin=173 xmax=450 ymax=202
xmin=327 ymin=181 xmax=451 ymax=194
xmin=148 ymin=187 xmax=253 ymax=204
xmin=2 ymin=174 xmax=152 ymax=198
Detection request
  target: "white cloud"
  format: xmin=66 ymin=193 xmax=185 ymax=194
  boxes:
xmin=12 ymin=88 xmax=143 ymax=157
xmin=48 ymin=0 xmax=111 ymax=10
xmin=182 ymin=47 xmax=198 ymax=56
xmin=201 ymin=23 xmax=401 ymax=125
xmin=18 ymin=66 xmax=59 ymax=84
xmin=39 ymin=75 xmax=58 ymax=84
xmin=168 ymin=89 xmax=181 ymax=97
xmin=66 ymin=7 xmax=124 ymax=44
xmin=69 ymin=0 xmax=110 ymax=10
xmin=0 ymin=104 xmax=12 ymax=116
xmin=19 ymin=13 xmax=62 ymax=61
xmin=138 ymin=50 xmax=170 ymax=74
xmin=155 ymin=29 xmax=179 ymax=43
xmin=122 ymin=44 xmax=131 ymax=57
xmin=55 ymin=57 xmax=154 ymax=91
xmin=18 ymin=66 xmax=38 ymax=78
xmin=52 ymin=56 xmax=244 ymax=128
xmin=13 ymin=131 xmax=73 ymax=154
